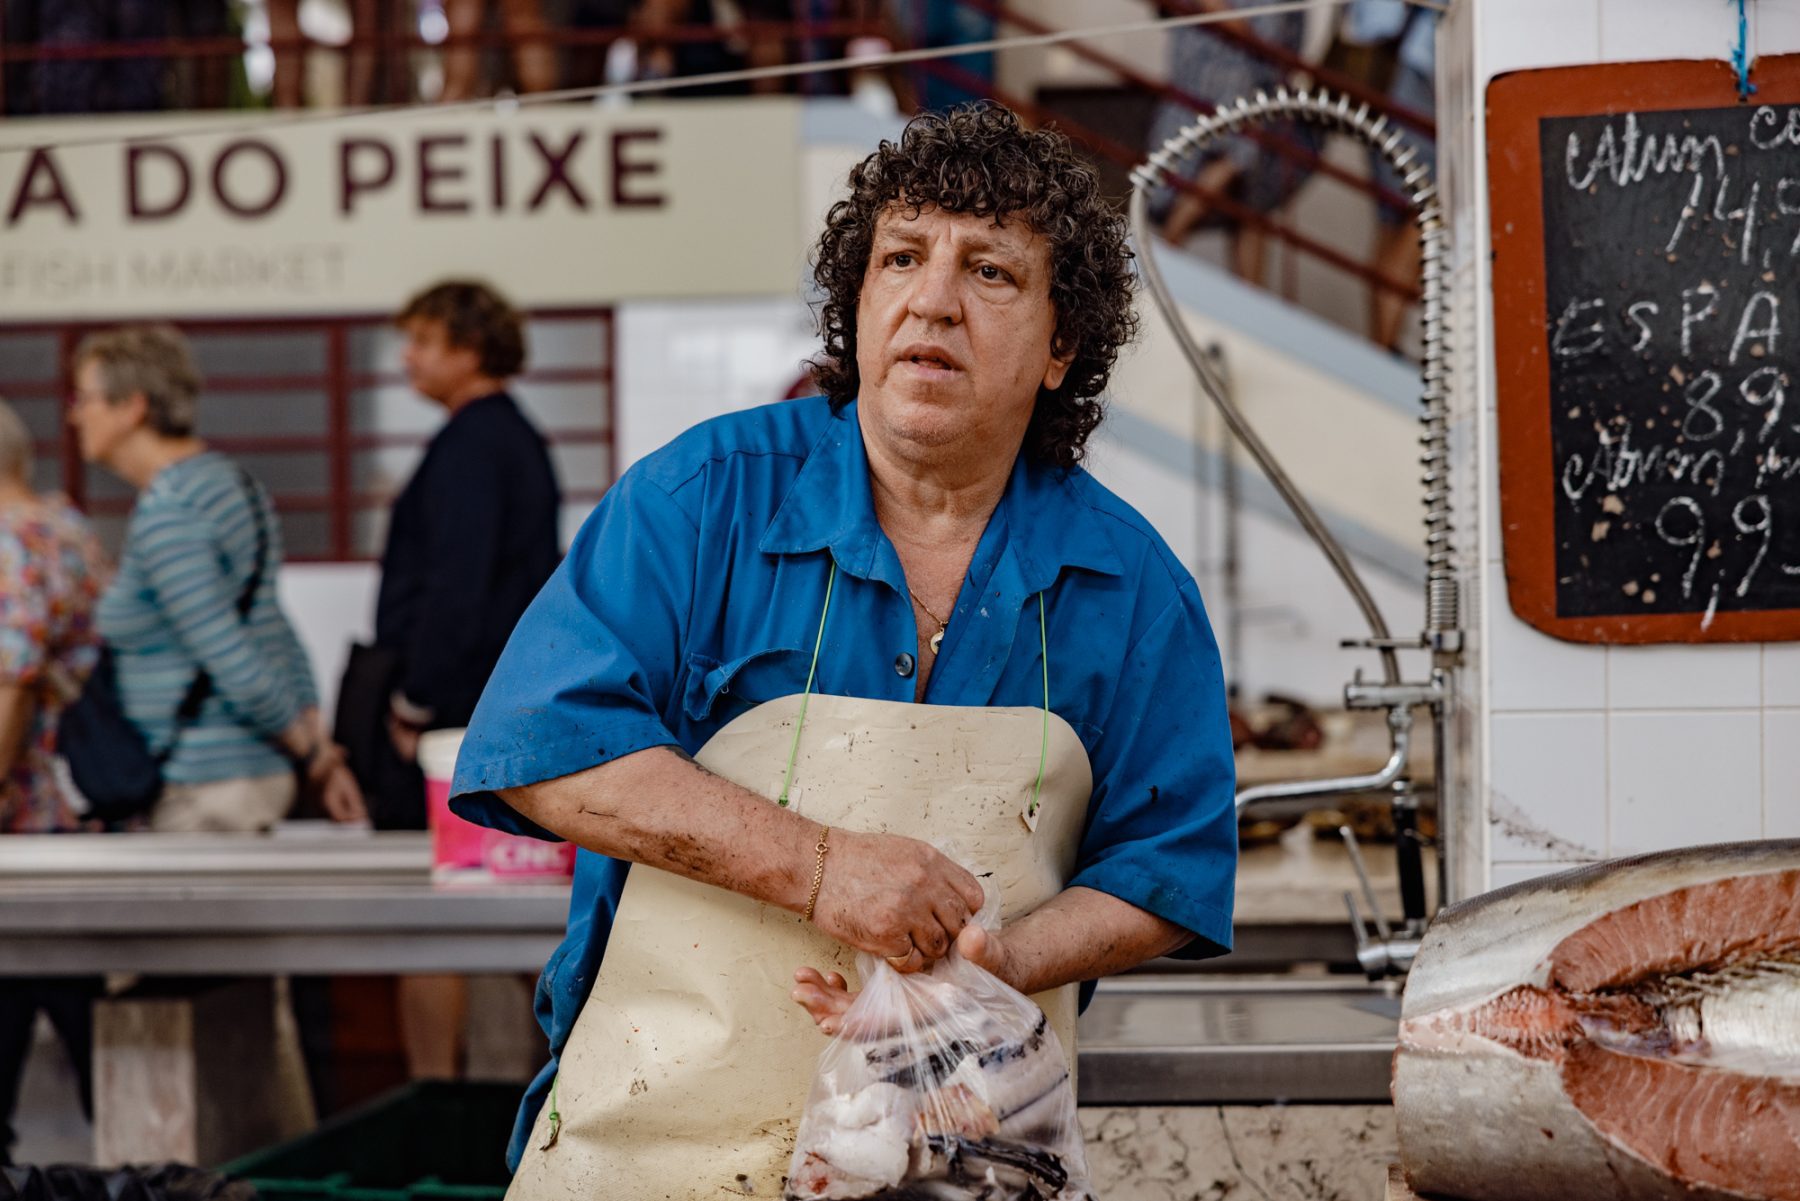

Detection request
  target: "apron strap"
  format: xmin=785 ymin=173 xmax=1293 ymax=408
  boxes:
xmin=1029 ymin=591 xmax=1049 ymax=819
xmin=778 ymin=560 xmax=837 ymax=807
xmin=778 ymin=563 xmax=1053 ymax=817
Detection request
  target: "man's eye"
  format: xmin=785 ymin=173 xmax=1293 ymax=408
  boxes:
xmin=891 ymin=253 xmax=915 ymax=268
xmin=978 ymin=264 xmax=1008 ymax=282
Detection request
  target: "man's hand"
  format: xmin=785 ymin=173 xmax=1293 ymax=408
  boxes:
xmin=807 ymin=830 xmax=986 ymax=971
xmin=388 ymin=714 xmax=422 ymax=764
xmin=791 ymin=967 xmax=854 ymax=1034
xmin=318 ymin=762 xmax=369 ymax=824
xmin=792 ymin=923 xmax=1015 ymax=1034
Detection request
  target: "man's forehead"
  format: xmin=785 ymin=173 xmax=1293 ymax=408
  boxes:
xmin=871 ymin=204 xmax=1045 ymax=252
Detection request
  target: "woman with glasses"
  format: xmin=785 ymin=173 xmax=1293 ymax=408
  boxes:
xmin=65 ymin=325 xmax=365 ymax=831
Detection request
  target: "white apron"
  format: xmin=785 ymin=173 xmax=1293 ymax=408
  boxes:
xmin=507 ymin=606 xmax=1094 ymax=1200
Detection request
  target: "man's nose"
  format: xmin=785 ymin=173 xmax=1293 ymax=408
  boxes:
xmin=905 ymin=257 xmax=962 ymax=324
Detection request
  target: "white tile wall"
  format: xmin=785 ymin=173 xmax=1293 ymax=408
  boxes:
xmin=1489 ymin=714 xmax=1607 ymax=860
xmin=1765 ymin=644 xmax=1800 ymax=706
xmin=1608 ymin=712 xmax=1763 ymax=854
xmin=1466 ymin=1 xmax=1800 ymax=892
xmin=1484 ymin=0 xmax=1600 ymax=77
xmin=1608 ymin=644 xmax=1763 ymax=710
xmin=1764 ymin=710 xmax=1800 ymax=837
xmin=1756 ymin=0 xmax=1800 ymax=57
xmin=1487 ymin=575 xmax=1609 ymax=711
xmin=1598 ymin=0 xmax=1740 ymax=63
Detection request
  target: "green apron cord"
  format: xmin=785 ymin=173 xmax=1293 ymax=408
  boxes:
xmin=1029 ymin=591 xmax=1049 ymax=818
xmin=779 ymin=561 xmax=837 ymax=807
xmin=780 ymin=566 xmax=1051 ymax=818
xmin=539 ymin=1071 xmax=561 ymax=1150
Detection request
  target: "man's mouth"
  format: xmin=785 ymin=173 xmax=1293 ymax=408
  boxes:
xmin=899 ymin=346 xmax=960 ymax=373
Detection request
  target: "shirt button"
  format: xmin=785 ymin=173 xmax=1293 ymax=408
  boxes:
xmin=894 ymin=652 xmax=916 ymax=678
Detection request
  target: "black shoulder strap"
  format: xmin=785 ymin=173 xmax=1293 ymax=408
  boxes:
xmin=156 ymin=469 xmax=271 ymax=765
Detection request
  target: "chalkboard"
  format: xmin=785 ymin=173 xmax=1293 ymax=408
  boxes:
xmin=1491 ymin=56 xmax=1800 ymax=643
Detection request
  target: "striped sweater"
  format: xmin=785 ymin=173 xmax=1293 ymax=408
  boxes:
xmin=97 ymin=452 xmax=317 ymax=785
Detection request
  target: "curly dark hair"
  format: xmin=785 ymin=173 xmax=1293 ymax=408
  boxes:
xmin=809 ymin=103 xmax=1138 ymax=468
xmin=396 ymin=279 xmax=527 ymax=378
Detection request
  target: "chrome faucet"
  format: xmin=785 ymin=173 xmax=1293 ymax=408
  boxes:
xmin=1130 ymin=87 xmax=1461 ymax=979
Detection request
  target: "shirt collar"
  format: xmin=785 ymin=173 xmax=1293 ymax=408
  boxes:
xmin=758 ymin=399 xmax=1123 ymax=592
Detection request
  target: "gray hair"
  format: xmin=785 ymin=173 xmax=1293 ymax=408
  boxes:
xmin=0 ymin=398 xmax=30 ymax=482
xmin=75 ymin=324 xmax=203 ymax=437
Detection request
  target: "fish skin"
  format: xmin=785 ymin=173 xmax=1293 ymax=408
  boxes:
xmin=1394 ymin=839 xmax=1800 ymax=1201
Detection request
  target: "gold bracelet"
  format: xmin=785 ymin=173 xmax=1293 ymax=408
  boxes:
xmin=802 ymin=825 xmax=830 ymax=924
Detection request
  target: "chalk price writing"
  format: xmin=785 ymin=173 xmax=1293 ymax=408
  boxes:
xmin=1540 ymin=101 xmax=1800 ymax=622
xmin=1651 ymin=492 xmax=1800 ymax=620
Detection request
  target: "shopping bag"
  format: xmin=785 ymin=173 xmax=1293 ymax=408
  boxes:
xmin=786 ymin=900 xmax=1093 ymax=1201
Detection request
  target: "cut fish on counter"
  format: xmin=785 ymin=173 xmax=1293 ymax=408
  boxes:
xmin=1394 ymin=839 xmax=1800 ymax=1201
xmin=787 ymin=963 xmax=1094 ymax=1201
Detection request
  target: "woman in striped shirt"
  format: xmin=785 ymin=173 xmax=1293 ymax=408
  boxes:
xmin=67 ymin=325 xmax=364 ymax=831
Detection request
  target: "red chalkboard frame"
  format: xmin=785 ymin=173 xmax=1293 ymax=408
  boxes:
xmin=1490 ymin=55 xmax=1800 ymax=643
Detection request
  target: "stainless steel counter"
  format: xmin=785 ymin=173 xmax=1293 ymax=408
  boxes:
xmin=0 ymin=830 xmax=567 ymax=975
xmin=0 ymin=825 xmax=1404 ymax=1104
xmin=1078 ymin=975 xmax=1400 ymax=1104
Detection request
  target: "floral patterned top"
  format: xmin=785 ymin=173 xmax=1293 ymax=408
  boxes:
xmin=0 ymin=496 xmax=107 ymax=832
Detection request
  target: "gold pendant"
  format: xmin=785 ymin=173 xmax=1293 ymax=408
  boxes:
xmin=930 ymin=627 xmax=945 ymax=655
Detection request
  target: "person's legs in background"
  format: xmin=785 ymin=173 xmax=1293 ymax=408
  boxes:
xmin=0 ymin=979 xmax=102 ymax=1166
xmin=0 ymin=986 xmax=38 ymax=1166
xmin=397 ymin=976 xmax=469 ymax=1078
xmin=499 ymin=0 xmax=559 ymax=92
xmin=440 ymin=0 xmax=487 ymax=101
xmin=33 ymin=0 xmax=105 ymax=114
xmin=35 ymin=980 xmax=100 ymax=1125
xmin=267 ymin=0 xmax=307 ymax=107
xmin=108 ymin=0 xmax=169 ymax=111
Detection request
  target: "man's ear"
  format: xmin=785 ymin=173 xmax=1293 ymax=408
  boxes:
xmin=121 ymin=391 xmax=152 ymax=428
xmin=1042 ymin=346 xmax=1075 ymax=392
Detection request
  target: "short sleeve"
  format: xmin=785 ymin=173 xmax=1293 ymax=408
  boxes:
xmin=1066 ymin=581 xmax=1237 ymax=958
xmin=0 ymin=525 xmax=50 ymax=684
xmin=449 ymin=468 xmax=693 ymax=835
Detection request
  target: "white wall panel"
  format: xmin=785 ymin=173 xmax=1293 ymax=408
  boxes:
xmin=1607 ymin=712 xmax=1763 ymax=854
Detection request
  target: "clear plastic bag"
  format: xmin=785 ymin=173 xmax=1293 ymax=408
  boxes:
xmin=785 ymin=901 xmax=1094 ymax=1201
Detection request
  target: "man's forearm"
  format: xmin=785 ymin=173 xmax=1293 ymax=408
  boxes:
xmin=996 ymin=886 xmax=1194 ymax=995
xmin=498 ymin=745 xmax=820 ymax=914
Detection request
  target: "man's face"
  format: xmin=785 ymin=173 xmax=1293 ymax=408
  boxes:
xmin=401 ymin=317 xmax=482 ymax=406
xmin=853 ymin=205 xmax=1070 ymax=459
xmin=67 ymin=359 xmax=142 ymax=464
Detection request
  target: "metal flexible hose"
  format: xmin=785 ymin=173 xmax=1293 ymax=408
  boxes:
xmin=1128 ymin=85 xmax=1458 ymax=684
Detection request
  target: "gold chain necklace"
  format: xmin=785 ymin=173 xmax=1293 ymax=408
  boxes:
xmin=907 ymin=587 xmax=949 ymax=655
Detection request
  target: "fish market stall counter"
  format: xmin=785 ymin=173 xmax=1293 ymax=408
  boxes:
xmin=0 ymin=830 xmax=568 ymax=976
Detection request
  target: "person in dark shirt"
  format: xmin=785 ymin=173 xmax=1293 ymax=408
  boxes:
xmin=375 ymin=280 xmax=562 ymax=811
xmin=368 ymin=280 xmax=561 ymax=1078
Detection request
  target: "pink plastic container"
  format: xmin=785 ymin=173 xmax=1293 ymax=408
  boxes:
xmin=419 ymin=729 xmax=575 ymax=883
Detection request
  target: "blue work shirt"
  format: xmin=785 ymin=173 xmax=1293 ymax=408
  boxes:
xmin=451 ymin=396 xmax=1238 ymax=1168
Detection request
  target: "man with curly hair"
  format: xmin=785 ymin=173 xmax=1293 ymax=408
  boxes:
xmin=451 ymin=104 xmax=1237 ymax=1193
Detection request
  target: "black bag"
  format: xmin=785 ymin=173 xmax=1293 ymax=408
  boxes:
xmin=332 ymin=641 xmax=428 ymax=830
xmin=59 ymin=469 xmax=268 ymax=824
xmin=332 ymin=641 xmax=399 ymax=787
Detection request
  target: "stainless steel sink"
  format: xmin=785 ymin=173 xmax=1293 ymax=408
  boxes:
xmin=1076 ymin=975 xmax=1400 ymax=1105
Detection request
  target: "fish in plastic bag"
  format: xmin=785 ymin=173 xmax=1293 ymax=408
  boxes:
xmin=785 ymin=904 xmax=1094 ymax=1201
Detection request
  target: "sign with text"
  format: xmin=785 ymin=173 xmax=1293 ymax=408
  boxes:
xmin=1490 ymin=56 xmax=1800 ymax=643
xmin=0 ymin=99 xmax=803 ymax=319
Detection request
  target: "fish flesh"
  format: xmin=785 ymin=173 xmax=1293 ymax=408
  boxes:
xmin=1393 ymin=839 xmax=1800 ymax=1201
xmin=787 ymin=964 xmax=1093 ymax=1201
